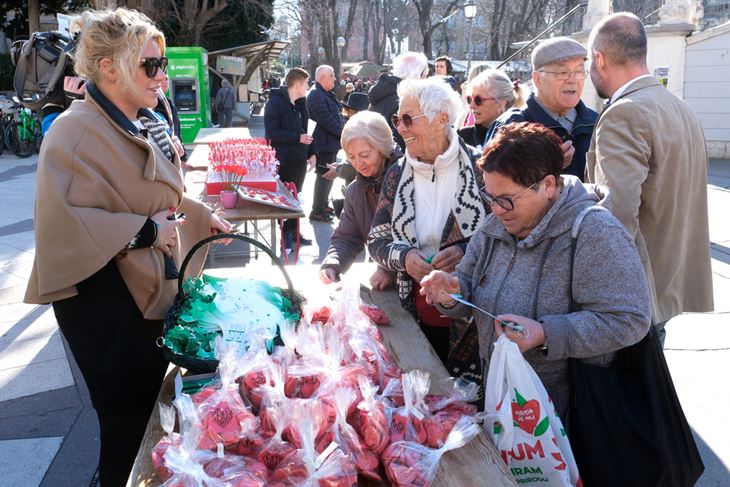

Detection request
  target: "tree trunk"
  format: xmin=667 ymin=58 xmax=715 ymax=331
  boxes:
xmin=28 ymin=0 xmax=40 ymax=35
xmin=362 ymin=0 xmax=371 ymax=61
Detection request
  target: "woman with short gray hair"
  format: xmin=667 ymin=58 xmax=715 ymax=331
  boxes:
xmin=367 ymin=77 xmax=488 ymax=363
xmin=458 ymin=69 xmax=524 ymax=148
xmin=320 ymin=111 xmax=400 ymax=289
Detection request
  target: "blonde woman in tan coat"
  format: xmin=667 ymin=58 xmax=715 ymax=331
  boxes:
xmin=24 ymin=9 xmax=230 ymax=485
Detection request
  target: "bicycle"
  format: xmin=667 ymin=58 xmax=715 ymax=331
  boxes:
xmin=4 ymin=97 xmax=42 ymax=158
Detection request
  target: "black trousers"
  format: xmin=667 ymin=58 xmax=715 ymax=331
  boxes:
xmin=312 ymin=151 xmax=337 ymax=214
xmin=278 ymin=156 xmax=307 ymax=238
xmin=53 ymin=260 xmax=168 ymax=487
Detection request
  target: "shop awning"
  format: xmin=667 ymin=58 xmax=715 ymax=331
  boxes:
xmin=208 ymin=40 xmax=289 ymax=85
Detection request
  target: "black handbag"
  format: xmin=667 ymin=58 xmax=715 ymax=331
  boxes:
xmin=566 ymin=207 xmax=704 ymax=487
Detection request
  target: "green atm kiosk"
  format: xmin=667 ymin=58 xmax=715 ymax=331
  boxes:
xmin=166 ymin=47 xmax=212 ymax=144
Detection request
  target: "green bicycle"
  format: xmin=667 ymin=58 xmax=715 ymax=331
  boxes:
xmin=4 ymin=98 xmax=42 ymax=158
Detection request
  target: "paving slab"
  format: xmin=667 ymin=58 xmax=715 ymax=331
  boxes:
xmin=0 ymin=437 xmax=63 ymax=487
xmin=0 ymin=357 xmax=74 ymax=402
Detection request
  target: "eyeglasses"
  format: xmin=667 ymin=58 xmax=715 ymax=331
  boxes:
xmin=466 ymin=95 xmax=497 ymax=106
xmin=391 ymin=113 xmax=427 ymax=128
xmin=480 ymin=181 xmax=538 ymax=211
xmin=139 ymin=56 xmax=168 ymax=78
xmin=538 ymin=68 xmax=587 ymax=81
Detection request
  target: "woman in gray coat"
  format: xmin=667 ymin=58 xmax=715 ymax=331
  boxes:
xmin=319 ymin=111 xmax=399 ymax=289
xmin=420 ymin=122 xmax=651 ymax=418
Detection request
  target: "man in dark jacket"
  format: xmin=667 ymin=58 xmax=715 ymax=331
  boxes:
xmin=215 ymin=79 xmax=236 ymax=127
xmin=485 ymin=37 xmax=598 ymax=181
xmin=306 ymin=65 xmax=345 ymax=223
xmin=264 ymin=67 xmax=315 ymax=249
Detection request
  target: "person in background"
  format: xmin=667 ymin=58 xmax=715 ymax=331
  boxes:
xmin=41 ymin=75 xmax=87 ymax=135
xmin=367 ymin=77 xmax=487 ymax=363
xmin=320 ymin=111 xmax=400 ymax=289
xmin=264 ymin=67 xmax=316 ymax=251
xmin=325 ymin=91 xmax=373 ymax=218
xmin=215 ymin=78 xmax=236 ymax=127
xmin=307 ymin=64 xmax=345 ymax=223
xmin=586 ymin=12 xmax=713 ymax=339
xmin=368 ymin=51 xmax=429 ymax=151
xmin=485 ymin=37 xmax=598 ymax=181
xmin=458 ymin=69 xmax=524 ymax=150
xmin=420 ymin=122 xmax=650 ymax=420
xmin=24 ymin=9 xmax=231 ymax=485
xmin=434 ymin=54 xmax=458 ymax=91
xmin=152 ymin=73 xmax=185 ymax=160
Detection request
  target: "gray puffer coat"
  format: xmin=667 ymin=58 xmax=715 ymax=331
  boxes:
xmin=439 ymin=176 xmax=651 ymax=418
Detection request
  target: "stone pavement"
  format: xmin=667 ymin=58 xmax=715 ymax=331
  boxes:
xmin=0 ymin=119 xmax=728 ymax=485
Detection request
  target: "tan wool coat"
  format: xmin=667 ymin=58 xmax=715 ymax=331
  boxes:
xmin=586 ymin=76 xmax=714 ymax=323
xmin=25 ymin=90 xmax=212 ymax=319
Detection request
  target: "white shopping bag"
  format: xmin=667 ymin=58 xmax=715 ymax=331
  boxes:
xmin=485 ymin=335 xmax=581 ymax=486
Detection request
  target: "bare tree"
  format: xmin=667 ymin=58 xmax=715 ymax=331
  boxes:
xmin=411 ymin=0 xmax=461 ymax=57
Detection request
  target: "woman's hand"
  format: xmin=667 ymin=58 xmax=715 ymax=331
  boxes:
xmin=404 ymin=248 xmax=434 ymax=282
xmin=419 ymin=270 xmax=461 ymax=305
xmin=430 ymin=245 xmax=464 ymax=273
xmin=369 ymin=268 xmax=393 ymax=290
xmin=210 ymin=212 xmax=233 ymax=245
xmin=151 ymin=209 xmax=184 ymax=256
xmin=320 ymin=267 xmax=340 ymax=284
xmin=494 ymin=313 xmax=546 ymax=353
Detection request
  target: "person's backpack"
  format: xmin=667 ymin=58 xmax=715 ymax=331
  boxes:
xmin=11 ymin=31 xmax=76 ymax=111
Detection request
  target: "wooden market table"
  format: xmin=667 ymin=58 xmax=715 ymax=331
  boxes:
xmin=127 ymin=264 xmax=516 ymax=487
xmin=193 ymin=127 xmax=252 ymax=144
xmin=184 ymin=169 xmax=304 ymax=260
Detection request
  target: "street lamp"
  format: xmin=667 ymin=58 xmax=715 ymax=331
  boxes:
xmin=464 ymin=0 xmax=477 ymax=77
xmin=317 ymin=46 xmax=325 ymax=63
xmin=336 ymin=36 xmax=346 ymax=75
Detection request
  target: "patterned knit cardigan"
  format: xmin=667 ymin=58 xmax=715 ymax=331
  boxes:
xmin=367 ymin=139 xmax=486 ymax=312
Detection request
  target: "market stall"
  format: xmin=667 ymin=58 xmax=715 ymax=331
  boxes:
xmin=127 ymin=263 xmax=515 ymax=487
xmin=184 ymin=137 xmax=304 ymax=259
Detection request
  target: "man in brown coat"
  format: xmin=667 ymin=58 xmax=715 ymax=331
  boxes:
xmin=586 ymin=12 xmax=714 ymax=335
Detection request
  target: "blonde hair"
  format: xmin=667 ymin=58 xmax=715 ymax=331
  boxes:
xmin=73 ymin=8 xmax=165 ymax=93
xmin=341 ymin=111 xmax=394 ymax=159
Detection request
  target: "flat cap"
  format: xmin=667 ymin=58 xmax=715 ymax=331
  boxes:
xmin=531 ymin=37 xmax=587 ymax=71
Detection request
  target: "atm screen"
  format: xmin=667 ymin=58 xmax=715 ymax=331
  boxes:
xmin=172 ymin=79 xmax=198 ymax=113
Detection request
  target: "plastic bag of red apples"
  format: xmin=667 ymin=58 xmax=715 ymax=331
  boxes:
xmin=152 ymin=280 xmax=481 ymax=486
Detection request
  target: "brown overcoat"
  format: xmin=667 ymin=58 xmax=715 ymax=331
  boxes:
xmin=24 ymin=88 xmax=211 ymax=319
xmin=586 ymin=76 xmax=714 ymax=323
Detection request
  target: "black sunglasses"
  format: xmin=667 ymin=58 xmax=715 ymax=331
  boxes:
xmin=466 ymin=95 xmax=497 ymax=106
xmin=391 ymin=113 xmax=427 ymax=128
xmin=139 ymin=56 xmax=168 ymax=78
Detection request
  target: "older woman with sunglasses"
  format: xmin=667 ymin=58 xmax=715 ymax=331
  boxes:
xmin=457 ymin=69 xmax=524 ymax=150
xmin=420 ymin=122 xmax=650 ymax=419
xmin=24 ymin=9 xmax=230 ymax=485
xmin=367 ymin=77 xmax=488 ymax=363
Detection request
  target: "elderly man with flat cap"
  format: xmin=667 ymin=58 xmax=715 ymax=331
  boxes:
xmin=485 ymin=37 xmax=597 ymax=180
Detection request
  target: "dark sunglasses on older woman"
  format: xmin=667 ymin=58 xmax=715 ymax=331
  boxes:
xmin=466 ymin=95 xmax=497 ymax=106
xmin=140 ymin=56 xmax=168 ymax=78
xmin=391 ymin=113 xmax=427 ymax=128
xmin=479 ymin=181 xmax=538 ymax=211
